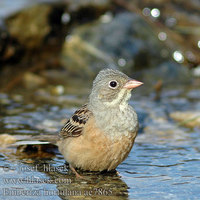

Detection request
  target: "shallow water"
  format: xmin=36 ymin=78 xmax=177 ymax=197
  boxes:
xmin=0 ymin=84 xmax=200 ymax=200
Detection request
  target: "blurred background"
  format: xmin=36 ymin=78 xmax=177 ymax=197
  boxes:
xmin=0 ymin=0 xmax=200 ymax=199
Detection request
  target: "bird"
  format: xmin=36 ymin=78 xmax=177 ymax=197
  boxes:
xmin=57 ymin=68 xmax=143 ymax=178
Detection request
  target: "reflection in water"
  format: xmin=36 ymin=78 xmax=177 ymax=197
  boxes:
xmin=56 ymin=172 xmax=128 ymax=200
xmin=1 ymin=146 xmax=129 ymax=200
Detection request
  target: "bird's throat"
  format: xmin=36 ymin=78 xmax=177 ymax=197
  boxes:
xmin=103 ymin=89 xmax=131 ymax=108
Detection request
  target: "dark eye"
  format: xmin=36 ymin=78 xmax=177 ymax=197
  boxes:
xmin=109 ymin=80 xmax=118 ymax=88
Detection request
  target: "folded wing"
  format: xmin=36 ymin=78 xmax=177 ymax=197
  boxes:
xmin=59 ymin=104 xmax=93 ymax=139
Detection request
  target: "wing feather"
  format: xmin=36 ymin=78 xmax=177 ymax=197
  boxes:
xmin=59 ymin=104 xmax=92 ymax=139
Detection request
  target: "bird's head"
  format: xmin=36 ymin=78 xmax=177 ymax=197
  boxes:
xmin=89 ymin=68 xmax=143 ymax=108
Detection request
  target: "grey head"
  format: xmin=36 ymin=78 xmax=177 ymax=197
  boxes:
xmin=88 ymin=68 xmax=142 ymax=110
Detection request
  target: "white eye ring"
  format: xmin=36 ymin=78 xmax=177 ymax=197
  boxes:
xmin=109 ymin=80 xmax=118 ymax=89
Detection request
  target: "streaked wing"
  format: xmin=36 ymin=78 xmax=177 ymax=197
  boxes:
xmin=59 ymin=104 xmax=92 ymax=139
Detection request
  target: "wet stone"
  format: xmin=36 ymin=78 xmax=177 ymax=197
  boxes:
xmin=170 ymin=111 xmax=200 ymax=128
xmin=23 ymin=72 xmax=46 ymax=89
xmin=5 ymin=4 xmax=52 ymax=49
xmin=61 ymin=12 xmax=168 ymax=76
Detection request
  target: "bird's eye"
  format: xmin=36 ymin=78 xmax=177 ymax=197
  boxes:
xmin=109 ymin=80 xmax=118 ymax=88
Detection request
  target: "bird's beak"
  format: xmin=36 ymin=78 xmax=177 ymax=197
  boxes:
xmin=123 ymin=79 xmax=143 ymax=89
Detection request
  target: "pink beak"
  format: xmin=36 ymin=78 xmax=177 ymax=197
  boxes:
xmin=123 ymin=79 xmax=143 ymax=89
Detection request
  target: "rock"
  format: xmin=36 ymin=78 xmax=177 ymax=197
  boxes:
xmin=0 ymin=30 xmax=23 ymax=63
xmin=141 ymin=61 xmax=192 ymax=85
xmin=50 ymin=85 xmax=65 ymax=96
xmin=61 ymin=11 xmax=167 ymax=77
xmin=170 ymin=111 xmax=200 ymax=128
xmin=5 ymin=4 xmax=52 ymax=49
xmin=0 ymin=134 xmax=17 ymax=147
xmin=23 ymin=72 xmax=46 ymax=89
xmin=33 ymin=89 xmax=85 ymax=106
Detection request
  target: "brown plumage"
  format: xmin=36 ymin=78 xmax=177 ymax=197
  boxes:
xmin=57 ymin=68 xmax=143 ymax=177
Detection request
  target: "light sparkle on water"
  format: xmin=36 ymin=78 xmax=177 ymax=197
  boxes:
xmin=151 ymin=8 xmax=160 ymax=18
xmin=158 ymin=32 xmax=167 ymax=41
xmin=173 ymin=51 xmax=184 ymax=63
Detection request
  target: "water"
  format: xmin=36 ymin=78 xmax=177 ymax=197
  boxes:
xmin=0 ymin=84 xmax=200 ymax=200
xmin=125 ymin=140 xmax=200 ymax=199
